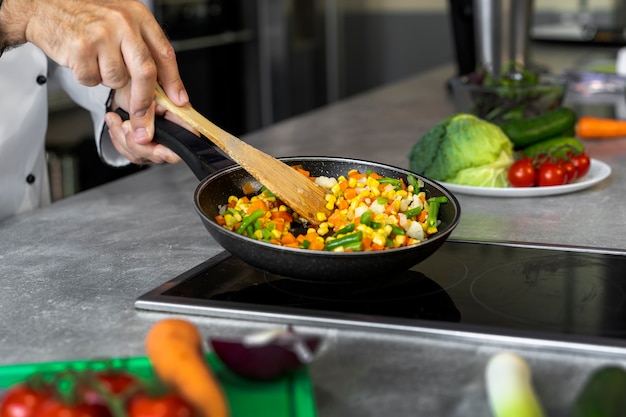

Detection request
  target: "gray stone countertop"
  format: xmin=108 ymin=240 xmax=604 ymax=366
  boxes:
xmin=2 ymin=63 xmax=626 ymax=417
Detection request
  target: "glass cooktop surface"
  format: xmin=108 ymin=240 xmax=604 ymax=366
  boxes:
xmin=136 ymin=240 xmax=626 ymax=351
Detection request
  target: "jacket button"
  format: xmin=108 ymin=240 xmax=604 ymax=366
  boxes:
xmin=36 ymin=75 xmax=47 ymax=85
xmin=26 ymin=174 xmax=36 ymax=184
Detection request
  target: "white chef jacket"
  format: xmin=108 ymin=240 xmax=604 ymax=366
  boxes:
xmin=0 ymin=43 xmax=128 ymax=221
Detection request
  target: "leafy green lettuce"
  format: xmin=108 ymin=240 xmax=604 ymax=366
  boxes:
xmin=408 ymin=113 xmax=514 ymax=187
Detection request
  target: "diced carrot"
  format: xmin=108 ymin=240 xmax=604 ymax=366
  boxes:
xmin=327 ymin=210 xmax=344 ymax=226
xmin=339 ymin=181 xmax=349 ymax=191
xmin=247 ymin=199 xmax=267 ymax=214
xmin=294 ymin=166 xmax=311 ymax=177
xmin=343 ymin=188 xmax=358 ymax=200
xmin=369 ymin=172 xmax=382 ymax=179
xmin=215 ymin=214 xmax=226 ymax=225
xmin=271 ymin=211 xmax=294 ymax=222
xmin=371 ymin=242 xmax=385 ymax=251
xmin=241 ymin=182 xmax=256 ymax=195
xmin=362 ymin=236 xmax=372 ymax=250
xmin=418 ymin=210 xmax=428 ymax=223
xmin=272 ymin=217 xmax=286 ymax=232
xmin=309 ymin=240 xmax=325 ymax=250
xmin=337 ymin=199 xmax=349 ymax=210
xmin=281 ymin=233 xmax=298 ymax=245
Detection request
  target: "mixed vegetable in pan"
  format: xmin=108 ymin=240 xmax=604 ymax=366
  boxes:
xmin=215 ymin=167 xmax=448 ymax=252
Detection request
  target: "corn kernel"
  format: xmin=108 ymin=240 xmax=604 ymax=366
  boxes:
xmin=316 ymin=212 xmax=327 ymax=222
xmin=394 ymin=235 xmax=407 ymax=247
xmin=271 ymin=229 xmax=282 ymax=240
xmin=372 ymin=235 xmax=385 ymax=247
xmin=348 ymin=177 xmax=357 ymax=188
xmin=426 ymin=226 xmax=438 ymax=235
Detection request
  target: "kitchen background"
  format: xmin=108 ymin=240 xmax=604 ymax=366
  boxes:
xmin=45 ymin=0 xmax=624 ymax=201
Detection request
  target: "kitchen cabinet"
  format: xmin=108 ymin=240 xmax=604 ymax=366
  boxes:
xmin=5 ymin=61 xmax=626 ymax=416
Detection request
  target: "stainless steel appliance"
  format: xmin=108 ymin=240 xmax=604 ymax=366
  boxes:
xmin=136 ymin=239 xmax=626 ymax=354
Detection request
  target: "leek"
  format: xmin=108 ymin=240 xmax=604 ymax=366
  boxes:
xmin=485 ymin=352 xmax=546 ymax=417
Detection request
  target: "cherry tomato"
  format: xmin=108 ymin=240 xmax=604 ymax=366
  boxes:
xmin=94 ymin=371 xmax=137 ymax=395
xmin=128 ymin=393 xmax=193 ymax=417
xmin=508 ymin=158 xmax=536 ymax=187
xmin=0 ymin=384 xmax=51 ymax=417
xmin=570 ymin=152 xmax=591 ymax=179
xmin=33 ymin=399 xmax=110 ymax=417
xmin=560 ymin=159 xmax=577 ymax=184
xmin=537 ymin=162 xmax=566 ymax=186
xmin=81 ymin=371 xmax=138 ymax=407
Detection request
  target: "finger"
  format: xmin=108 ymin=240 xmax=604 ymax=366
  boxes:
xmin=141 ymin=21 xmax=189 ymax=106
xmin=119 ymin=39 xmax=158 ymax=143
xmin=67 ymin=41 xmax=102 ymax=86
xmin=106 ymin=114 xmax=181 ymax=164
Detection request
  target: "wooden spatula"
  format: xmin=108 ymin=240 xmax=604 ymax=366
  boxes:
xmin=154 ymin=85 xmax=330 ymax=225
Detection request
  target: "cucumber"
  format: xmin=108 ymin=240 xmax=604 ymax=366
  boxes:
xmin=502 ymin=107 xmax=577 ymax=148
xmin=571 ymin=366 xmax=626 ymax=417
xmin=522 ymin=136 xmax=585 ymax=159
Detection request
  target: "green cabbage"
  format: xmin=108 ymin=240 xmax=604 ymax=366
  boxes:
xmin=408 ymin=113 xmax=514 ymax=187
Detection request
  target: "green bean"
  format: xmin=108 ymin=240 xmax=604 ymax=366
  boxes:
xmin=360 ymin=210 xmax=372 ymax=226
xmin=407 ymin=174 xmax=421 ymax=190
xmin=341 ymin=241 xmax=363 ymax=251
xmin=427 ymin=201 xmax=440 ymax=228
xmin=334 ymin=223 xmax=355 ymax=237
xmin=428 ymin=196 xmax=449 ymax=204
xmin=325 ymin=231 xmax=363 ymax=251
xmin=390 ymin=225 xmax=405 ymax=235
xmin=378 ymin=177 xmax=402 ymax=186
xmin=404 ymin=206 xmax=422 ymax=219
xmin=236 ymin=209 xmax=265 ymax=234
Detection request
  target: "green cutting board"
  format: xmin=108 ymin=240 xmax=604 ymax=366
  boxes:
xmin=0 ymin=355 xmax=317 ymax=417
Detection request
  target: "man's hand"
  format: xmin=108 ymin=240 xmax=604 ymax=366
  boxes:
xmin=0 ymin=0 xmax=189 ymax=144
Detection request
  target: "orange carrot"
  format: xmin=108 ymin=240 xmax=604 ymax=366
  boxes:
xmin=343 ymin=188 xmax=358 ymax=200
xmin=246 ymin=199 xmax=267 ymax=214
xmin=576 ymin=116 xmax=626 ymax=139
xmin=280 ymin=233 xmax=298 ymax=245
xmin=271 ymin=211 xmax=294 ymax=222
xmin=145 ymin=319 xmax=229 ymax=417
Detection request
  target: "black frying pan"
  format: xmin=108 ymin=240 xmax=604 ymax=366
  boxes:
xmin=131 ymin=111 xmax=461 ymax=282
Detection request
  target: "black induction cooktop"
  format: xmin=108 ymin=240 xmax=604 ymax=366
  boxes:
xmin=135 ymin=239 xmax=626 ymax=353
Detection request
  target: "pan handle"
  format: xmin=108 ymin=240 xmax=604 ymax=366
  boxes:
xmin=113 ymin=108 xmax=234 ymax=180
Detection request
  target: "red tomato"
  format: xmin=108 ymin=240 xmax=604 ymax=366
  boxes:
xmin=127 ymin=393 xmax=193 ymax=417
xmin=537 ymin=162 xmax=566 ymax=186
xmin=508 ymin=159 xmax=536 ymax=187
xmin=570 ymin=152 xmax=591 ymax=179
xmin=560 ymin=160 xmax=577 ymax=184
xmin=0 ymin=384 xmax=51 ymax=417
xmin=95 ymin=371 xmax=137 ymax=395
xmin=82 ymin=371 xmax=138 ymax=407
xmin=33 ymin=399 xmax=110 ymax=417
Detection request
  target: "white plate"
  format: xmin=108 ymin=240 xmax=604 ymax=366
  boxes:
xmin=440 ymin=159 xmax=612 ymax=197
